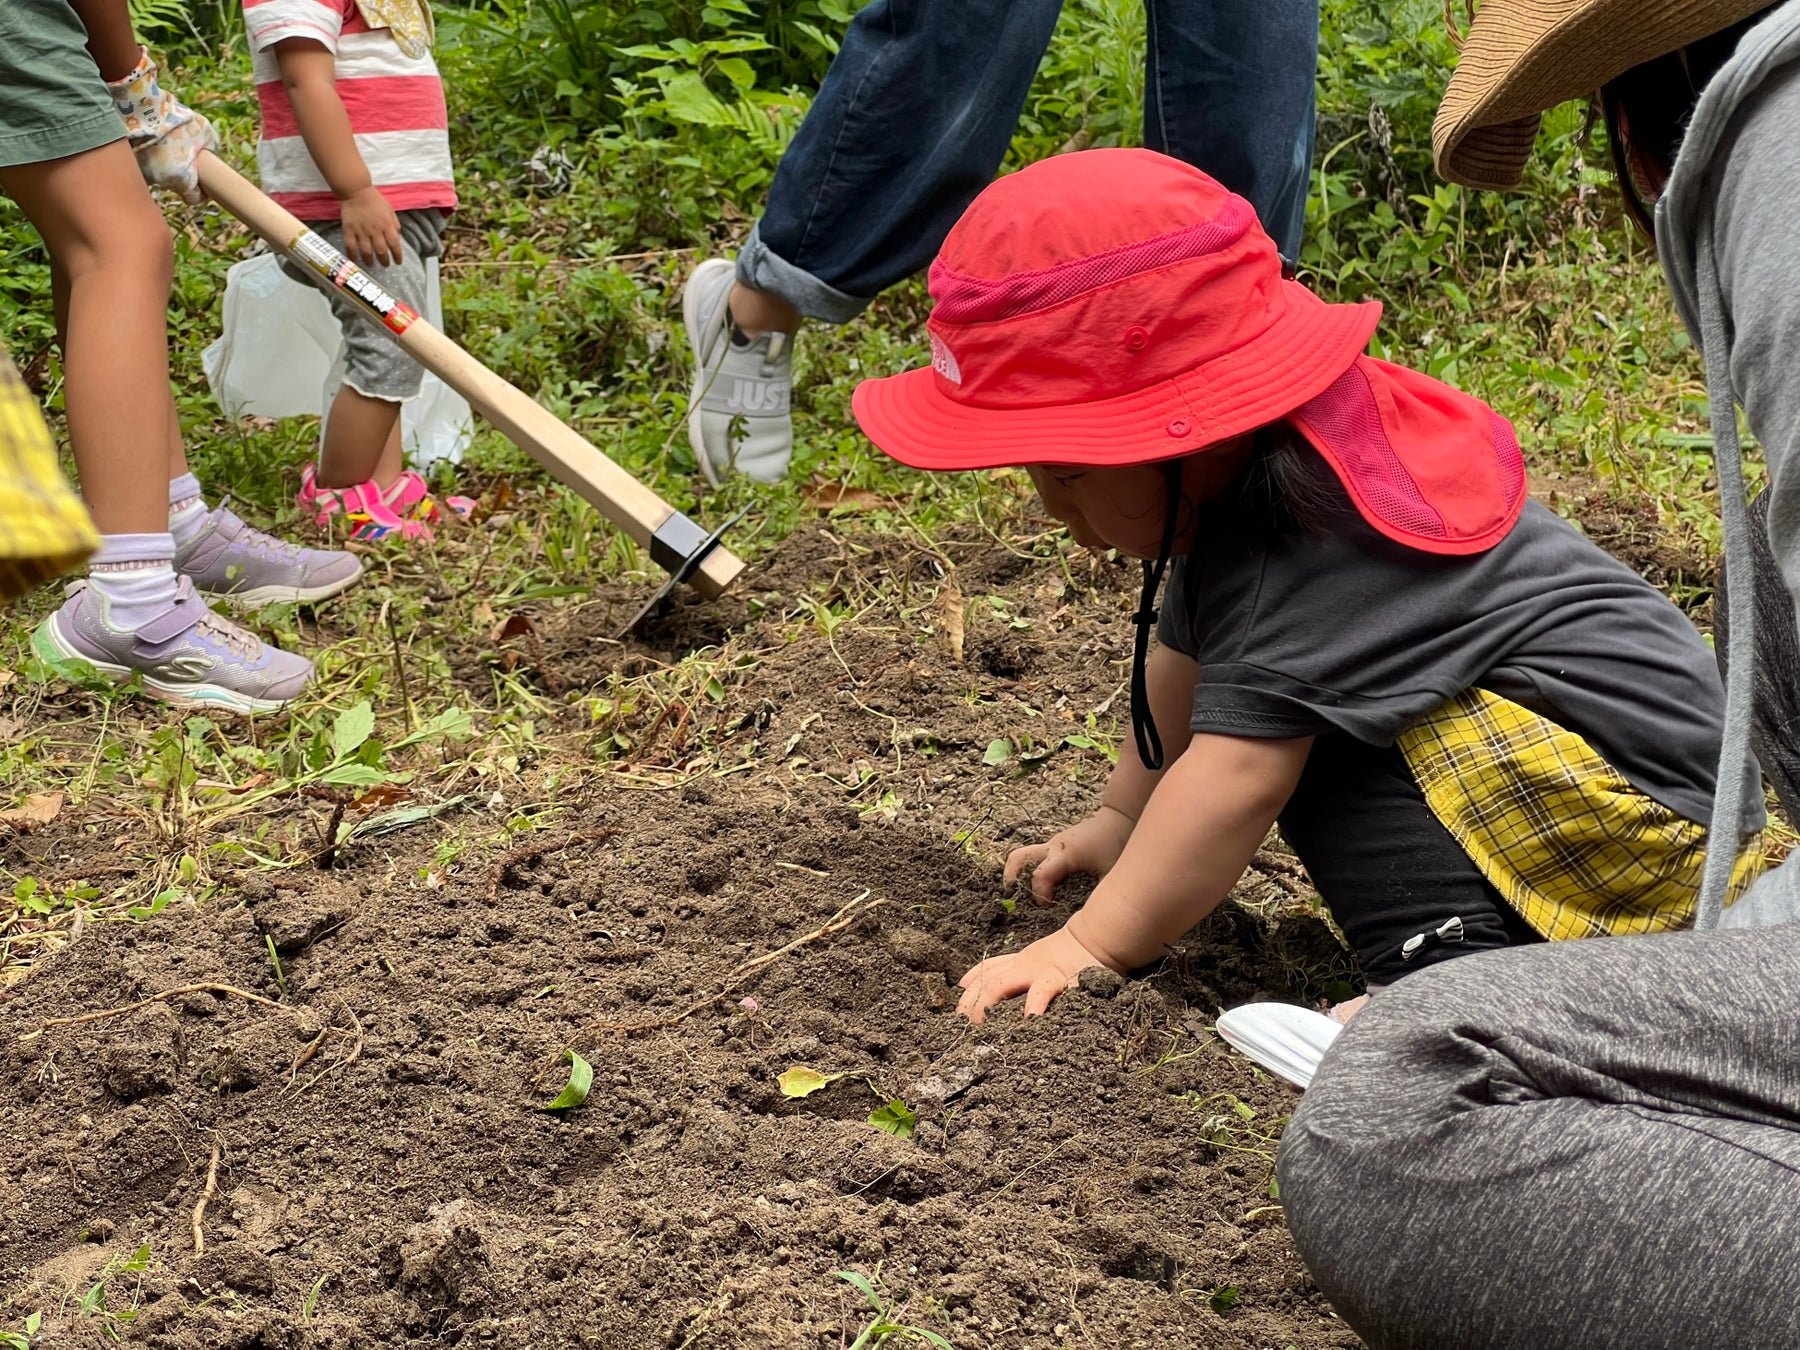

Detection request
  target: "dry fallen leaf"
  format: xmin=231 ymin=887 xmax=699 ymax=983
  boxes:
xmin=492 ymin=612 xmax=538 ymax=644
xmin=938 ymin=579 xmax=965 ymax=665
xmin=1 ymin=791 xmax=64 ymax=829
xmin=803 ymin=482 xmax=899 ymax=513
xmin=351 ymin=782 xmax=412 ymax=810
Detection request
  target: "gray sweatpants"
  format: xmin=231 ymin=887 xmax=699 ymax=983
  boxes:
xmin=1277 ymin=928 xmax=1800 ymax=1349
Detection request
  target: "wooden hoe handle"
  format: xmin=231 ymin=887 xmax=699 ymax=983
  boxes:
xmin=195 ymin=151 xmax=744 ymax=600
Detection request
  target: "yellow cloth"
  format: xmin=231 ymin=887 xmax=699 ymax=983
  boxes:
xmin=354 ymin=0 xmax=434 ymax=58
xmin=1398 ymin=687 xmax=1764 ymax=941
xmin=0 ymin=358 xmax=97 ymax=604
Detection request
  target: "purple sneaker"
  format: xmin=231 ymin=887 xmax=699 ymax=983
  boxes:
xmin=175 ymin=503 xmax=363 ymax=609
xmin=32 ymin=577 xmax=315 ymax=714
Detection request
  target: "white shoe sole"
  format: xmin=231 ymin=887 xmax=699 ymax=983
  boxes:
xmin=203 ymin=566 xmax=365 ymax=612
xmin=683 ymin=257 xmax=738 ymax=489
xmin=34 ymin=614 xmax=300 ymax=717
xmin=1214 ymin=1002 xmax=1344 ymax=1090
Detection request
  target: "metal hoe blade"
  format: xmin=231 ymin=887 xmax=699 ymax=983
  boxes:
xmin=617 ymin=506 xmax=752 ymax=638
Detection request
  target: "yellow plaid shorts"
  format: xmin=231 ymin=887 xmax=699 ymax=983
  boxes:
xmin=1397 ymin=688 xmax=1764 ymax=941
xmin=0 ymin=357 xmax=96 ymax=603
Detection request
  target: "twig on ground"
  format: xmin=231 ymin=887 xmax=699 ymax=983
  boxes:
xmin=192 ymin=1136 xmax=222 ymax=1256
xmin=385 ymin=603 xmax=416 ymax=734
xmin=588 ymin=889 xmax=884 ymax=1036
xmin=48 ymin=864 xmax=140 ymax=887
xmin=289 ymin=1027 xmax=330 ymax=1081
xmin=485 ymin=828 xmax=613 ymax=904
xmin=341 ymin=999 xmax=365 ymax=1065
xmin=289 ymin=1001 xmax=365 ymax=1096
xmin=23 ymin=983 xmax=284 ymax=1040
xmin=313 ymin=794 xmax=351 ymax=869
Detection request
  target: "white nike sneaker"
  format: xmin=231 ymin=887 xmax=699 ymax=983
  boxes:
xmin=682 ymin=257 xmax=794 ymax=485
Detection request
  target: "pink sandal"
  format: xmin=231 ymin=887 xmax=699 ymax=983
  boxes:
xmin=385 ymin=469 xmax=476 ymax=525
xmin=298 ymin=465 xmax=474 ymax=543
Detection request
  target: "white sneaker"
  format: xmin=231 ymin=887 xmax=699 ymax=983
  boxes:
xmin=682 ymin=257 xmax=794 ymax=485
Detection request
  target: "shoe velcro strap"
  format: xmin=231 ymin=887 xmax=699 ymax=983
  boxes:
xmin=133 ymin=579 xmax=209 ymax=646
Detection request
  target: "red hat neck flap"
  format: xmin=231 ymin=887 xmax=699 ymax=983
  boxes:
xmin=1285 ymin=356 xmax=1526 ymax=556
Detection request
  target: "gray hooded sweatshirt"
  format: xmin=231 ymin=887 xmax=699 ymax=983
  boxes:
xmin=1660 ymin=0 xmax=1800 ymax=927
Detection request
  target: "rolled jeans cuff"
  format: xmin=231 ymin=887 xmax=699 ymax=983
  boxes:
xmin=735 ymin=221 xmax=874 ymax=326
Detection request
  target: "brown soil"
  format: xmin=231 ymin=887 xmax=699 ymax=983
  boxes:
xmin=0 ymin=521 xmax=1362 ymax=1349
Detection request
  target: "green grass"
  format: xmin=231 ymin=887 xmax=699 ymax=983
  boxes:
xmin=0 ymin=0 xmax=1749 ymax=974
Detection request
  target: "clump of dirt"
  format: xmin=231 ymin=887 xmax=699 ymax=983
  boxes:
xmin=1 ymin=521 xmax=1360 ymax=1348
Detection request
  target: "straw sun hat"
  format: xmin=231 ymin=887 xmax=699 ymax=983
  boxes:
xmin=1433 ymin=0 xmax=1776 ymax=189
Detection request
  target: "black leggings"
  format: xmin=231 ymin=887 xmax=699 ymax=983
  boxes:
xmin=1276 ymin=733 xmax=1542 ymax=985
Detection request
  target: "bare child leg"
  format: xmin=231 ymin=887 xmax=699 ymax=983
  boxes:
xmin=728 ymin=281 xmax=801 ymax=338
xmin=317 ymin=385 xmax=403 ymax=490
xmin=34 ymin=163 xmax=355 ymax=616
xmin=5 ymin=141 xmax=176 ymax=537
xmin=13 ymin=141 xmax=318 ymax=709
xmin=291 ymin=219 xmax=470 ymax=542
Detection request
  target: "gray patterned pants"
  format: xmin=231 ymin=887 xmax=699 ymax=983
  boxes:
xmin=1277 ymin=926 xmax=1800 ymax=1348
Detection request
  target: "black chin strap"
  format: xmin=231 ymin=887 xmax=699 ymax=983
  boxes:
xmin=1130 ymin=461 xmax=1184 ymax=772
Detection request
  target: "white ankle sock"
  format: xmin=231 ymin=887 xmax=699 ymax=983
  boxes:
xmin=89 ymin=533 xmax=179 ymax=631
xmin=168 ymin=472 xmax=210 ymax=548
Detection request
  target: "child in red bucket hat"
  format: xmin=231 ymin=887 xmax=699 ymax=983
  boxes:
xmin=854 ymin=149 xmax=1763 ymax=1024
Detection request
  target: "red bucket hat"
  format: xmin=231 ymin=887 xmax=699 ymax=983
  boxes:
xmin=853 ymin=149 xmax=1526 ymax=557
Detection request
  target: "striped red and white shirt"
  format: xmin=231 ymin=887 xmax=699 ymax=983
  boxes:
xmin=244 ymin=0 xmax=456 ymax=221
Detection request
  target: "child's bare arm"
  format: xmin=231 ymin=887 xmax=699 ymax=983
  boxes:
xmin=960 ymin=732 xmax=1312 ymax=1023
xmin=67 ymin=0 xmax=142 ymax=80
xmin=1004 ymin=644 xmax=1199 ymax=903
xmin=273 ymin=38 xmax=401 ymax=265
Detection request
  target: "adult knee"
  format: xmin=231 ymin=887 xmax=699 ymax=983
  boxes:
xmin=1276 ymin=1009 xmax=1415 ymax=1326
xmin=1276 ymin=961 xmax=1500 ymax=1343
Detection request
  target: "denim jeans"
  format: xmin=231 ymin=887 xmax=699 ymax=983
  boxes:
xmin=736 ymin=0 xmax=1319 ymax=322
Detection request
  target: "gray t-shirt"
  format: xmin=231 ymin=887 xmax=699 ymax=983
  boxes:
xmin=1157 ymin=465 xmax=1734 ymax=826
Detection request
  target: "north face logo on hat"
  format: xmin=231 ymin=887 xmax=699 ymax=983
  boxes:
xmin=930 ymin=333 xmax=962 ymax=386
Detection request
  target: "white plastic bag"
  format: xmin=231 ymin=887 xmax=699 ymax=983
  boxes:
xmin=203 ymin=251 xmax=473 ymax=469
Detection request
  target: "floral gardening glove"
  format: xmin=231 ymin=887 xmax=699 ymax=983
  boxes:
xmin=105 ymin=48 xmax=219 ymax=206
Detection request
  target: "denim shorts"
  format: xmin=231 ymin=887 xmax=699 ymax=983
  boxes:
xmin=279 ymin=207 xmax=447 ymax=402
xmin=0 ymin=0 xmax=127 ymax=168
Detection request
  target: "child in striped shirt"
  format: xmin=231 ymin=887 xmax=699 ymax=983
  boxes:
xmin=244 ymin=0 xmax=470 ymax=541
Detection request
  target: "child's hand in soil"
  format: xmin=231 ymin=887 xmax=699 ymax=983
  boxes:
xmin=957 ymin=925 xmax=1114 ymax=1023
xmin=1004 ymin=805 xmax=1134 ymax=905
xmin=341 ymin=187 xmax=402 ymax=267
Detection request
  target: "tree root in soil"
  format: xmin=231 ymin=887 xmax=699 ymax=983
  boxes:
xmin=287 ymin=1002 xmax=365 ymax=1097
xmin=485 ymin=827 xmax=614 ymax=904
xmin=21 ymin=983 xmax=285 ymax=1041
xmin=192 ymin=1136 xmax=222 ymax=1256
xmin=585 ymin=888 xmax=885 ymax=1038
